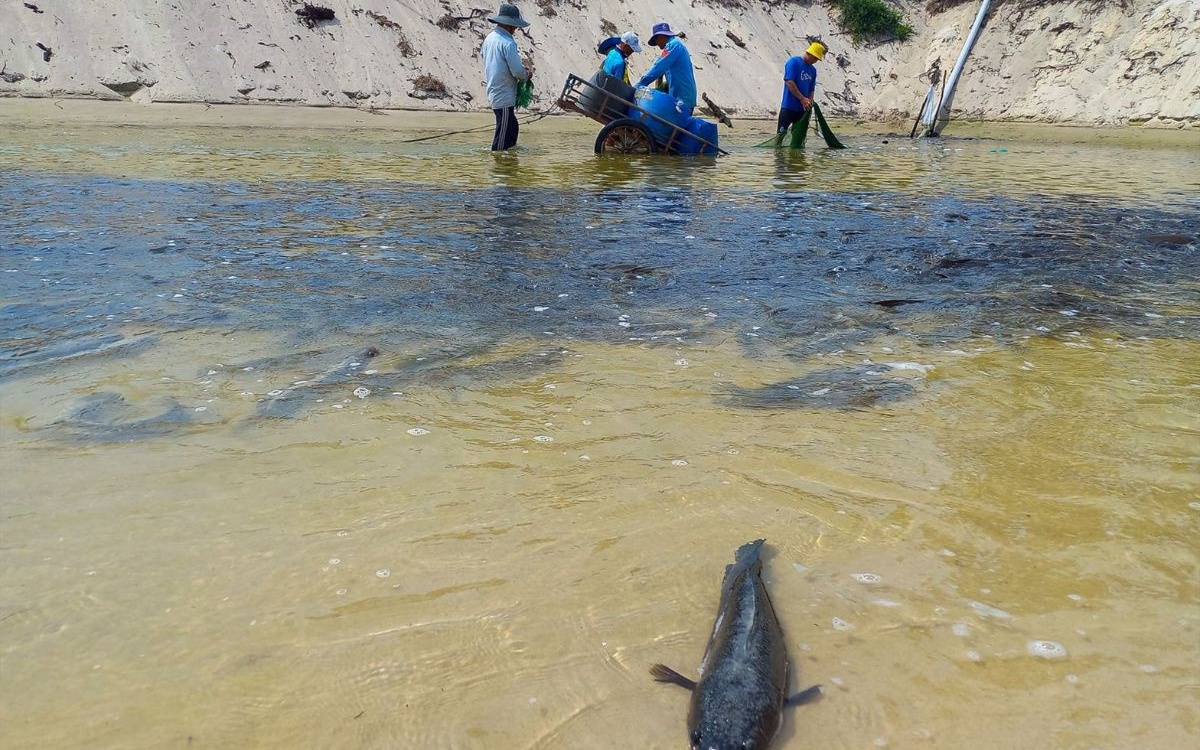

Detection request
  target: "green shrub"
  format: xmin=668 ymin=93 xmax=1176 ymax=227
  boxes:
xmin=831 ymin=0 xmax=914 ymax=41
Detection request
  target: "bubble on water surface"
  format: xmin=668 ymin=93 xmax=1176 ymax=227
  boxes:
xmin=671 ymin=459 xmax=688 ymax=466
xmin=375 ymin=569 xmax=391 ymax=579
xmin=329 ymin=558 xmax=340 ymax=565
xmin=533 ymin=435 xmax=554 ymax=442
xmin=872 ymin=599 xmax=900 ymax=608
xmin=851 ymin=572 xmax=881 ymax=584
xmin=266 ymin=389 xmax=284 ymax=397
xmin=831 ymin=617 xmax=853 ymax=631
xmin=951 ymin=622 xmax=971 ymax=637
xmin=965 ymin=650 xmax=982 ymax=662
xmin=968 ymin=600 xmax=1013 ymax=619
xmin=1026 ymin=640 xmax=1067 ymax=658
xmin=1139 ymin=664 xmax=1158 ymax=674
xmin=533 ymin=306 xmax=549 ymax=312
xmin=406 ymin=427 xmax=430 ymax=436
xmin=353 ymin=387 xmax=370 ymax=399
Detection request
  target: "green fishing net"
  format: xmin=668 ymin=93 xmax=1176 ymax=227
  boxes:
xmin=754 ymin=103 xmax=846 ymax=150
xmin=517 ymin=79 xmax=533 ymax=108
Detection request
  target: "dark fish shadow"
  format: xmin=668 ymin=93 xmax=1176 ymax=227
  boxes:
xmin=50 ymin=391 xmax=213 ymax=443
xmin=251 ymin=344 xmax=570 ymax=420
xmin=722 ymin=365 xmax=919 ymax=411
xmin=0 ymin=333 xmax=157 ymax=383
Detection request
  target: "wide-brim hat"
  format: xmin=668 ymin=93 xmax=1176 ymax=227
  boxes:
xmin=805 ymin=41 xmax=827 ymax=60
xmin=649 ymin=21 xmax=677 ymax=43
xmin=488 ymin=3 xmax=530 ymax=28
xmin=620 ymin=31 xmax=643 ymax=53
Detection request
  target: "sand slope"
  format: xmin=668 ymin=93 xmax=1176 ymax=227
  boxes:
xmin=1 ymin=0 xmax=1196 ymax=126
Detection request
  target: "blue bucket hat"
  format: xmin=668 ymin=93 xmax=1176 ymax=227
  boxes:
xmin=649 ymin=21 xmax=678 ymax=42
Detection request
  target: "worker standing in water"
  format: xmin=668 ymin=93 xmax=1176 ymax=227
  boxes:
xmin=481 ymin=3 xmax=533 ymax=151
xmin=635 ymin=22 xmax=696 ymax=118
xmin=777 ymin=41 xmax=827 ymax=141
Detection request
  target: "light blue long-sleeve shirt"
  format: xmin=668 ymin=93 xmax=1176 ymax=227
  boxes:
xmin=481 ymin=28 xmax=529 ymax=109
xmin=635 ymin=38 xmax=696 ymax=111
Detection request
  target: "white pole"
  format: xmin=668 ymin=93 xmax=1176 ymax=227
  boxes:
xmin=928 ymin=0 xmax=991 ymax=136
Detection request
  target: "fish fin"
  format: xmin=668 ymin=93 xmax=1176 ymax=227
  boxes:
xmin=649 ymin=663 xmax=698 ymax=691
xmin=785 ymin=684 xmax=823 ymax=707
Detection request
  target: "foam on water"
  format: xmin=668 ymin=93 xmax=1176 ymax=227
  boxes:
xmin=1026 ymin=640 xmax=1068 ymax=658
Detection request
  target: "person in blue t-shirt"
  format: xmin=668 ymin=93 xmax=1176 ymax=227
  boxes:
xmin=778 ymin=41 xmax=827 ymax=138
xmin=635 ymin=21 xmax=697 ymax=118
xmin=599 ymin=31 xmax=642 ymax=84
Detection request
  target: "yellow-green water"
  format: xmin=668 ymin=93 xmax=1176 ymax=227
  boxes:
xmin=1 ymin=101 xmax=1197 ymax=749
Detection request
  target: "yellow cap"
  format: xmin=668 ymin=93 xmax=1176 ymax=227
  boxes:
xmin=806 ymin=42 xmax=827 ymax=61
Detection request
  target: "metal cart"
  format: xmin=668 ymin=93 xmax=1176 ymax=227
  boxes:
xmin=558 ymin=73 xmax=727 ymax=156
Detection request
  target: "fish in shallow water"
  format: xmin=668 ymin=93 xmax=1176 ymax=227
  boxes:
xmin=651 ymin=539 xmax=820 ymax=750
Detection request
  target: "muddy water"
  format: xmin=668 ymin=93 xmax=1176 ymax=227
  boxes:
xmin=1 ymin=103 xmax=1197 ymax=750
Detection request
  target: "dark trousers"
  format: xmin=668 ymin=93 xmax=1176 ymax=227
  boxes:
xmin=491 ymin=106 xmax=519 ymax=151
xmin=776 ymin=106 xmax=807 ymax=135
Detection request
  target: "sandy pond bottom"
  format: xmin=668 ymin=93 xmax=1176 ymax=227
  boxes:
xmin=0 ymin=100 xmax=1197 ymax=749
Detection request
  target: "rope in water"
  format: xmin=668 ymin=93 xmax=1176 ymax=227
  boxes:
xmin=400 ymin=96 xmax=560 ymax=144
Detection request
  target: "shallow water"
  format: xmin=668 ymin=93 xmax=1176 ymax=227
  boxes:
xmin=1 ymin=107 xmax=1198 ymax=750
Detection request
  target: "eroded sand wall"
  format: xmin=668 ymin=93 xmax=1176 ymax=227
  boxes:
xmin=1 ymin=0 xmax=1196 ymax=126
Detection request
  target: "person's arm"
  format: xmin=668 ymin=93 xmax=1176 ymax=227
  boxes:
xmin=505 ymin=39 xmax=530 ymax=81
xmin=601 ymin=49 xmax=622 ymax=78
xmin=636 ymin=43 xmax=682 ymax=87
xmin=786 ymin=80 xmax=811 ymax=110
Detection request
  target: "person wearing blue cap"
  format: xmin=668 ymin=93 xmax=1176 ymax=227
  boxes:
xmin=635 ymin=21 xmax=697 ymax=118
xmin=481 ymin=3 xmax=533 ymax=151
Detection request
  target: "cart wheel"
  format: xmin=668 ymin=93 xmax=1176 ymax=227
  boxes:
xmin=595 ymin=119 xmax=658 ymax=155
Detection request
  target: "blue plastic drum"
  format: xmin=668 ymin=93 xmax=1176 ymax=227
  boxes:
xmin=677 ymin=117 xmax=719 ymax=155
xmin=633 ymin=87 xmax=688 ymax=145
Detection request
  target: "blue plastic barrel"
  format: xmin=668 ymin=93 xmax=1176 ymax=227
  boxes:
xmin=633 ymin=87 xmax=688 ymax=145
xmin=677 ymin=117 xmax=719 ymax=155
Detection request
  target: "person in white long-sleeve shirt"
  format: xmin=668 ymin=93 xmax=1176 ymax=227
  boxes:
xmin=481 ymin=4 xmax=533 ymax=151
